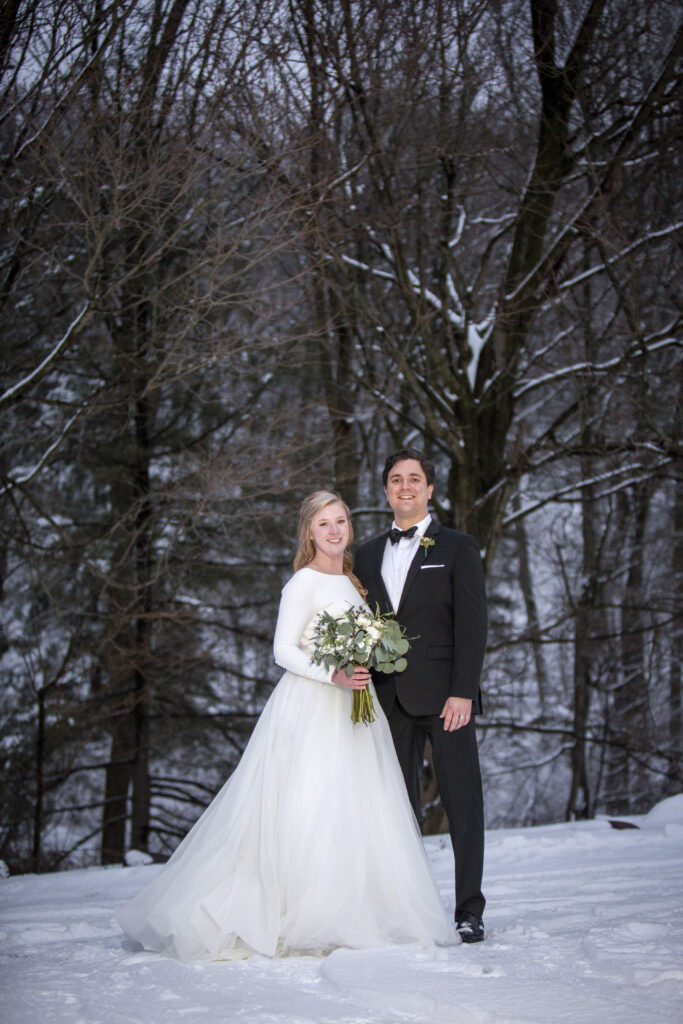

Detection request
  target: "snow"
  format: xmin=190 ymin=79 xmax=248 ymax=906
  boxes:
xmin=466 ymin=322 xmax=488 ymax=391
xmin=514 ymin=334 xmax=681 ymax=400
xmin=0 ymin=303 xmax=88 ymax=409
xmin=1 ymin=796 xmax=682 ymax=1024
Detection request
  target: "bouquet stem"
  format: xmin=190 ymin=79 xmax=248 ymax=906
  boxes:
xmin=352 ymin=684 xmax=376 ymax=725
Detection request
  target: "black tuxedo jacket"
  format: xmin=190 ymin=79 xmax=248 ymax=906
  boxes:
xmin=354 ymin=520 xmax=487 ymax=717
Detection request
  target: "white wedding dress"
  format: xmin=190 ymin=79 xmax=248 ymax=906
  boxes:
xmin=117 ymin=568 xmax=454 ymax=960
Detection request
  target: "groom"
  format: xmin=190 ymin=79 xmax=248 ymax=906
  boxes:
xmin=354 ymin=448 xmax=487 ymax=942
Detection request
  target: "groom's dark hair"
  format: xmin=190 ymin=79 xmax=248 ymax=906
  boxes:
xmin=382 ymin=448 xmax=435 ymax=487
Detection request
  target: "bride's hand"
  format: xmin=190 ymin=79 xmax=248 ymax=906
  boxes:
xmin=332 ymin=665 xmax=371 ymax=690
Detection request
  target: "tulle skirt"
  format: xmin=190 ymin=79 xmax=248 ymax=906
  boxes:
xmin=116 ymin=672 xmax=455 ymax=961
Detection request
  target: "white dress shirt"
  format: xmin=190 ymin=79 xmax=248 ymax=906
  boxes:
xmin=381 ymin=513 xmax=432 ymax=611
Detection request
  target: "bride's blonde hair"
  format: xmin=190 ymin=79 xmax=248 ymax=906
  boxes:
xmin=294 ymin=490 xmax=367 ymax=596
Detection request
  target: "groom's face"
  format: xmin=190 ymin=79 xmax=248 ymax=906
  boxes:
xmin=384 ymin=459 xmax=433 ymax=526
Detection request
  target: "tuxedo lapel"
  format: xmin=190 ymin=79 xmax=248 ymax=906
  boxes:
xmin=370 ymin=531 xmax=392 ymax=611
xmin=396 ymin=520 xmax=441 ymax=614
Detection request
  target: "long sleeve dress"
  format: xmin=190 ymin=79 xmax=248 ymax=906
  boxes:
xmin=116 ymin=568 xmax=454 ymax=960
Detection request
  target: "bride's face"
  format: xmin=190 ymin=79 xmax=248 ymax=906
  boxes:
xmin=310 ymin=501 xmax=349 ymax=557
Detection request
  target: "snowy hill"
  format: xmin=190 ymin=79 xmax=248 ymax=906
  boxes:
xmin=1 ymin=796 xmax=682 ymax=1024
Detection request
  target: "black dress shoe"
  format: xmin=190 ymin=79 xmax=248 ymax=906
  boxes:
xmin=456 ymin=912 xmax=485 ymax=943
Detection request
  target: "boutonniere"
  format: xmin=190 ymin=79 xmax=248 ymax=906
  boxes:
xmin=419 ymin=536 xmax=435 ymax=559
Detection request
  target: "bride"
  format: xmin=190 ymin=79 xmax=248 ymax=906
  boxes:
xmin=117 ymin=491 xmax=454 ymax=960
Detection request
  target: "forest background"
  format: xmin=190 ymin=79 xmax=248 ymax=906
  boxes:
xmin=1 ymin=0 xmax=681 ymax=874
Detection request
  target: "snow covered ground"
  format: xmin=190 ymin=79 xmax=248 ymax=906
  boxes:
xmin=1 ymin=795 xmax=682 ymax=1024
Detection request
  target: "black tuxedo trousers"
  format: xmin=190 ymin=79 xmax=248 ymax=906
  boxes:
xmin=354 ymin=522 xmax=487 ymax=920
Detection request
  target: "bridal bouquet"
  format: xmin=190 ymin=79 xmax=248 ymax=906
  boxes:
xmin=311 ymin=605 xmax=411 ymax=724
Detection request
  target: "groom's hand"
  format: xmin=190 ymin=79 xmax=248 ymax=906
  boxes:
xmin=440 ymin=697 xmax=472 ymax=731
xmin=332 ymin=665 xmax=371 ymax=690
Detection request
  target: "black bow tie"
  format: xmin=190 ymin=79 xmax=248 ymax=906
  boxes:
xmin=389 ymin=526 xmax=418 ymax=545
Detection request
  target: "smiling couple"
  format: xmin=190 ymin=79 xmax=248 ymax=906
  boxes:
xmin=117 ymin=447 xmax=487 ymax=961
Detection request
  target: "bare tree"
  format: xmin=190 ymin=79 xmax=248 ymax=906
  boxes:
xmin=0 ymin=0 xmax=335 ymax=869
xmin=278 ymin=0 xmax=682 ymax=820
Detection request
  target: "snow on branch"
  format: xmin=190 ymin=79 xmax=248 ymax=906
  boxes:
xmin=503 ymin=458 xmax=671 ymax=526
xmin=515 ymin=333 xmax=681 ymax=399
xmin=341 ymin=237 xmax=492 ymax=391
xmin=339 ymin=253 xmax=396 ymax=282
xmin=584 ymin=468 xmax=673 ymax=504
xmin=467 ymin=316 xmax=494 ymax=391
xmin=470 ymin=212 xmax=517 ymax=227
xmin=320 ymin=153 xmax=372 ymax=199
xmin=7 ymin=408 xmax=85 ymax=487
xmin=447 ymin=207 xmax=466 ymax=249
xmin=558 ymin=222 xmax=683 ymax=294
xmin=407 ymin=268 xmax=462 ymax=324
xmin=0 ymin=303 xmax=89 ymax=412
xmin=445 ymin=274 xmax=465 ymax=317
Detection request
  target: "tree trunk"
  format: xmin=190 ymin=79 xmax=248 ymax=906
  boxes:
xmin=302 ymin=0 xmax=361 ymax=506
xmin=512 ymin=490 xmax=549 ymax=714
xmin=129 ymin=390 xmax=153 ymax=850
xmin=667 ymin=384 xmax=682 ymax=791
xmin=568 ymin=599 xmax=593 ymax=820
xmin=101 ymin=711 xmax=135 ymax=864
xmin=605 ymin=484 xmax=651 ymax=813
xmin=32 ymin=685 xmax=47 ymax=872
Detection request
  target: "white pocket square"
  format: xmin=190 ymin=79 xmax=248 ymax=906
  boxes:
xmin=420 ymin=564 xmax=445 ymax=569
